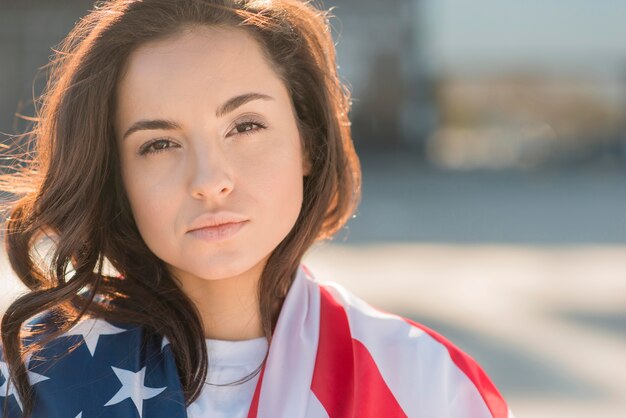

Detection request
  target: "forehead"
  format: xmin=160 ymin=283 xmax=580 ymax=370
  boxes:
xmin=115 ymin=25 xmax=286 ymax=128
xmin=119 ymin=25 xmax=276 ymax=87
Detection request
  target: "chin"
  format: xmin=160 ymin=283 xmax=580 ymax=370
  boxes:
xmin=172 ymin=256 xmax=265 ymax=282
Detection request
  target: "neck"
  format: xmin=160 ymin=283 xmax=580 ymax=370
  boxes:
xmin=171 ymin=259 xmax=267 ymax=341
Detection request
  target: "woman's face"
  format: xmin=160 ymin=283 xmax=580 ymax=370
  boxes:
xmin=114 ymin=25 xmax=309 ymax=283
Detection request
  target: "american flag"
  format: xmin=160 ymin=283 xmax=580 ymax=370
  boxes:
xmin=1 ymin=265 xmax=514 ymax=418
xmin=1 ymin=314 xmax=187 ymax=417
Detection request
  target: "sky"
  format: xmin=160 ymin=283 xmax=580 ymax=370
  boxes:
xmin=423 ymin=0 xmax=626 ymax=76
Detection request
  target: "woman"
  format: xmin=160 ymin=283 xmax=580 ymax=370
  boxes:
xmin=0 ymin=0 xmax=514 ymax=417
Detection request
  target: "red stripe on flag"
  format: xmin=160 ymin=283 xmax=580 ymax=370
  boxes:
xmin=351 ymin=338 xmax=408 ymax=418
xmin=312 ymin=286 xmax=407 ymax=418
xmin=402 ymin=318 xmax=509 ymax=418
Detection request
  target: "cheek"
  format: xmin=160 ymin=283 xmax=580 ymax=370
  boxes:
xmin=255 ymin=149 xmax=304 ymax=218
xmin=122 ymin=166 xmax=176 ymax=239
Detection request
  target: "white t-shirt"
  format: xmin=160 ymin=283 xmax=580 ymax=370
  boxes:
xmin=187 ymin=336 xmax=269 ymax=418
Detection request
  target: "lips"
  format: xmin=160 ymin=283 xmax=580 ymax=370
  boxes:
xmin=187 ymin=211 xmax=248 ymax=232
xmin=187 ymin=220 xmax=247 ymax=242
xmin=186 ymin=211 xmax=248 ymax=242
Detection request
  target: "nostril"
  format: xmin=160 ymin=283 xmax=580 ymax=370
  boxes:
xmin=189 ymin=173 xmax=234 ymax=199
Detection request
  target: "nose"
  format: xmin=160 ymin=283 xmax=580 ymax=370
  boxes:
xmin=188 ymin=145 xmax=234 ymax=200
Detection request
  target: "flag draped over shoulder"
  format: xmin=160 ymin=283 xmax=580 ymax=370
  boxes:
xmin=0 ymin=265 xmax=514 ymax=418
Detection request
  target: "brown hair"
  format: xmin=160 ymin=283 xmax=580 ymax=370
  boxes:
xmin=0 ymin=0 xmax=361 ymax=416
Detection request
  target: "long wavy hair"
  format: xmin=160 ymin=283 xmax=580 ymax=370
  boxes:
xmin=0 ymin=0 xmax=361 ymax=416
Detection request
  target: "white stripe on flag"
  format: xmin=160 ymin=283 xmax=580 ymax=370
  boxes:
xmin=257 ymin=267 xmax=321 ymax=417
xmin=305 ymin=391 xmax=331 ymax=418
xmin=321 ymin=281 xmax=495 ymax=418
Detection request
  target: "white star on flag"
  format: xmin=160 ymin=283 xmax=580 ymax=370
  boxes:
xmin=64 ymin=317 xmax=126 ymax=356
xmin=0 ymin=360 xmax=50 ymax=411
xmin=104 ymin=366 xmax=166 ymax=417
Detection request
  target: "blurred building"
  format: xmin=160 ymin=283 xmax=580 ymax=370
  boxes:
xmin=423 ymin=0 xmax=626 ymax=169
xmin=328 ymin=0 xmax=438 ymax=151
xmin=427 ymin=74 xmax=626 ymax=169
xmin=0 ymin=1 xmax=95 ymax=137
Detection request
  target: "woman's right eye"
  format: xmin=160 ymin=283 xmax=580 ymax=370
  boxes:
xmin=138 ymin=138 xmax=178 ymax=156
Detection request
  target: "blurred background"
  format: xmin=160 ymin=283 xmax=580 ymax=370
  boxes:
xmin=1 ymin=0 xmax=625 ymax=417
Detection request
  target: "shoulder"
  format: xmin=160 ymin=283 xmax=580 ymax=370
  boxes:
xmin=313 ymin=277 xmax=514 ymax=418
xmin=0 ymin=312 xmax=184 ymax=417
xmin=0 ymin=313 xmax=139 ymax=414
xmin=18 ymin=310 xmax=144 ymax=358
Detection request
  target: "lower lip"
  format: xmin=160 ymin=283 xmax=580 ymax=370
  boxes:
xmin=188 ymin=221 xmax=247 ymax=242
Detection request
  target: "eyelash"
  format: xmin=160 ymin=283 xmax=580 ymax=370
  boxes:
xmin=138 ymin=119 xmax=268 ymax=156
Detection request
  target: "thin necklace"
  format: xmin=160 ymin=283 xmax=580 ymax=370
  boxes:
xmin=204 ymin=359 xmax=265 ymax=387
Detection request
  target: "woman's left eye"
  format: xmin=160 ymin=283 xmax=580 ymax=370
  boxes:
xmin=138 ymin=138 xmax=179 ymax=156
xmin=229 ymin=120 xmax=267 ymax=137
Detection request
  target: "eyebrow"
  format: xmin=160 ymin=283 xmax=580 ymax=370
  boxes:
xmin=121 ymin=92 xmax=274 ymax=140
